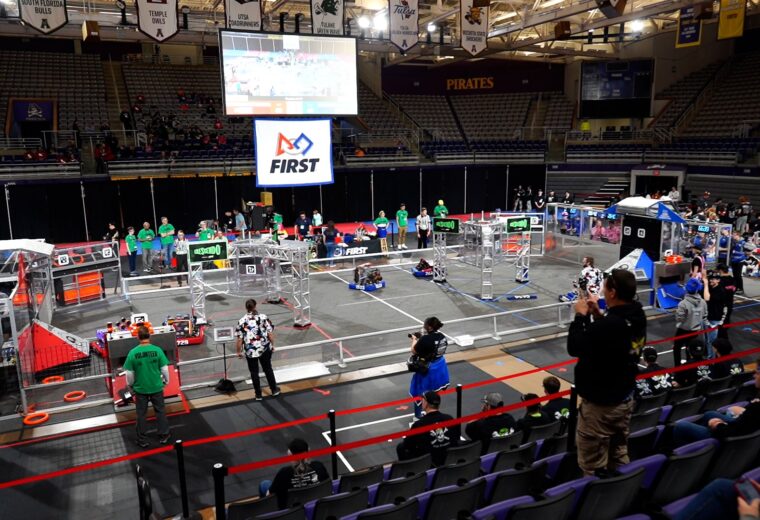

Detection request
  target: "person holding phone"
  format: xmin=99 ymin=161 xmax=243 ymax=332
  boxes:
xmin=671 ymin=478 xmax=759 ymax=520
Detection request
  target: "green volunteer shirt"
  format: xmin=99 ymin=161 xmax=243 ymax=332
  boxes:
xmin=125 ymin=234 xmax=138 ymax=254
xmin=123 ymin=343 xmax=168 ymax=395
xmin=374 ymin=217 xmax=389 ymax=227
xmin=434 ymin=205 xmax=449 ymax=217
xmin=158 ymin=223 xmax=175 ymax=245
xmin=138 ymin=228 xmax=156 ymax=249
xmin=396 ymin=210 xmax=408 ymax=227
xmin=198 ymin=229 xmax=214 ymax=241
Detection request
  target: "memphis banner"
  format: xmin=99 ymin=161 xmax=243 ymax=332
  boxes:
xmin=136 ymin=0 xmax=179 ymax=42
xmin=460 ymin=0 xmax=488 ymax=56
xmin=718 ymin=0 xmax=745 ymax=40
xmin=225 ymin=0 xmax=262 ymax=31
xmin=310 ymin=0 xmax=344 ymax=35
xmin=18 ymin=0 xmax=68 ymax=34
xmin=389 ymin=0 xmax=419 ymax=51
xmin=254 ymin=118 xmax=334 ymax=188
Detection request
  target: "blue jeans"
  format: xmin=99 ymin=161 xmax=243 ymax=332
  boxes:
xmin=259 ymin=479 xmax=272 ymax=498
xmin=705 ymin=321 xmax=720 ymax=358
xmin=128 ymin=251 xmax=137 ymax=273
xmin=326 ymin=243 xmax=335 ymax=265
xmin=674 ymin=478 xmax=737 ymax=520
xmin=673 ymin=411 xmax=734 ymax=446
xmin=162 ymin=242 xmax=175 ymax=267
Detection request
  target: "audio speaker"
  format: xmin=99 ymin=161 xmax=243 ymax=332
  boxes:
xmin=82 ymin=20 xmax=100 ymax=42
xmin=555 ymin=21 xmax=571 ymax=39
xmin=595 ymin=0 xmax=626 ymax=19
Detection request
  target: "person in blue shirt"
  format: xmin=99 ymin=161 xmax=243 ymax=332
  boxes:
xmin=730 ymin=231 xmax=747 ymax=294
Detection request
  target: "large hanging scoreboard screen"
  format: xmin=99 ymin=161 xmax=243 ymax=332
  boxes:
xmin=580 ymin=60 xmax=653 ymax=118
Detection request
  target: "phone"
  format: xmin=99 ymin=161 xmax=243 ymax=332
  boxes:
xmin=736 ymin=479 xmax=760 ymax=502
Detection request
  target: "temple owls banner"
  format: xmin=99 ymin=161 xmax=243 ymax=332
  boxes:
xmin=136 ymin=0 xmax=179 ymax=42
xmin=389 ymin=0 xmax=419 ymax=51
xmin=310 ymin=0 xmax=344 ymax=35
xmin=17 ymin=0 xmax=68 ymax=35
xmin=225 ymin=0 xmax=262 ymax=31
xmin=460 ymin=0 xmax=488 ymax=56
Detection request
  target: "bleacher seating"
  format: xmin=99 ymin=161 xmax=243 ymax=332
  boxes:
xmin=357 ymin=83 xmax=408 ymax=136
xmin=652 ymin=61 xmax=723 ymax=128
xmin=392 ymin=95 xmax=463 ymax=142
xmin=449 ymin=93 xmax=531 ymax=141
xmin=646 ymin=138 xmax=760 ymax=165
xmin=542 ymin=93 xmax=574 ymax=130
xmin=566 ymin=143 xmax=650 ymax=163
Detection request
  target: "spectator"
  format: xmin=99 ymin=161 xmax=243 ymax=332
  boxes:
xmin=294 ymin=211 xmax=311 ymax=240
xmin=541 ymin=376 xmax=571 ymax=422
xmin=396 ymin=203 xmax=408 ymax=250
xmin=546 ymin=190 xmax=557 ymax=221
xmin=533 ymin=189 xmax=546 ymax=213
xmin=396 ymin=391 xmax=459 ymax=467
xmin=120 ymin=109 xmax=132 ymax=130
xmin=123 ymin=326 xmax=171 ymax=448
xmin=673 ymin=339 xmax=711 ymax=389
xmin=523 ymin=186 xmax=533 ymax=212
xmin=235 ymin=298 xmax=280 ymax=401
xmin=515 ymin=393 xmax=552 ymax=435
xmin=567 ymin=268 xmax=646 ymax=476
xmin=667 ymin=186 xmax=680 ymax=203
xmin=233 ymin=208 xmax=248 ymax=236
xmin=674 ymin=278 xmax=708 ymax=367
xmin=513 ymin=185 xmax=525 ymax=212
xmin=312 ymin=209 xmax=323 ymax=228
xmin=433 ymin=200 xmax=448 ymax=218
xmin=323 ymin=221 xmax=338 ymax=267
xmin=730 ymin=231 xmax=747 ymax=294
xmin=674 ymin=477 xmax=760 ymax=520
xmin=708 ymin=338 xmax=744 ymax=380
xmin=197 ymin=220 xmax=214 ymax=241
xmin=704 ymin=270 xmax=728 ymax=358
xmin=690 ymin=243 xmax=706 ymax=279
xmin=409 ymin=317 xmax=449 ymax=419
xmin=137 ymin=222 xmax=156 ymax=273
xmin=125 ymin=226 xmax=138 ymax=277
xmin=213 ymin=119 xmax=223 ymax=131
xmin=465 ymin=392 xmax=516 ymax=454
xmin=416 ymin=207 xmax=431 ymax=249
xmin=259 ymin=438 xmax=329 ymax=510
xmin=158 ymin=216 xmax=175 ymax=270
xmin=104 ymin=222 xmax=120 ymax=249
xmin=717 ymin=263 xmax=737 ymax=339
xmin=222 ymin=210 xmax=234 ymax=231
xmin=636 ymin=346 xmax=673 ymax=397
xmin=174 ymin=230 xmax=189 ymax=286
xmin=562 ymin=191 xmax=574 ymax=205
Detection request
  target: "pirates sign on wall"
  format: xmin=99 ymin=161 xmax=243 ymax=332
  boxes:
xmin=224 ymin=0 xmax=262 ymax=31
xmin=311 ymin=0 xmax=344 ymax=35
xmin=136 ymin=0 xmax=179 ymax=42
xmin=460 ymin=0 xmax=489 ymax=56
xmin=18 ymin=0 xmax=68 ymax=34
xmin=389 ymin=0 xmax=419 ymax=51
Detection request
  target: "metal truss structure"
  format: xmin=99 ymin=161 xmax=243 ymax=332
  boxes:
xmin=432 ymin=232 xmax=448 ymax=283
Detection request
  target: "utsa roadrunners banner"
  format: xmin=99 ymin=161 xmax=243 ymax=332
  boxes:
xmin=675 ymin=5 xmax=701 ymax=48
xmin=224 ymin=0 xmax=262 ymax=31
xmin=254 ymin=119 xmax=334 ymax=187
xmin=389 ymin=0 xmax=419 ymax=51
xmin=460 ymin=0 xmax=488 ymax=56
xmin=17 ymin=0 xmax=68 ymax=35
xmin=310 ymin=0 xmax=344 ymax=35
xmin=136 ymin=0 xmax=179 ymax=42
xmin=718 ymin=0 xmax=745 ymax=40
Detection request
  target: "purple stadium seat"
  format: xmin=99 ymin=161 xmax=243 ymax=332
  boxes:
xmin=532 ymin=452 xmax=566 ymax=481
xmin=661 ymin=494 xmax=696 ymax=517
xmin=742 ymin=466 xmax=760 ymax=481
xmin=544 ymin=475 xmax=596 ymax=512
xmin=673 ymin=438 xmax=719 ymax=456
xmin=471 ymin=496 xmax=535 ymax=520
xmin=619 ymin=454 xmax=667 ymax=489
xmin=617 ymin=515 xmax=651 ymax=519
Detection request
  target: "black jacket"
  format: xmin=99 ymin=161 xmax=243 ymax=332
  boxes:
xmin=567 ymin=302 xmax=646 ymax=405
xmin=713 ymin=400 xmax=760 ymax=439
xmin=401 ymin=410 xmax=460 ymax=466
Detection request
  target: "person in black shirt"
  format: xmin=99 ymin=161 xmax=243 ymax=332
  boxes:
xmin=546 ymin=191 xmax=557 ymax=222
xmin=294 ymin=211 xmax=311 ymax=240
xmin=562 ymin=191 xmax=574 ymax=205
xmin=704 ymin=270 xmax=728 ymax=358
xmin=409 ymin=317 xmax=449 ymax=419
xmin=636 ymin=346 xmax=673 ymax=397
xmin=541 ymin=376 xmax=571 ymax=422
xmin=260 ymin=438 xmax=330 ymax=510
xmin=709 ymin=338 xmax=745 ymax=380
xmin=515 ymin=393 xmax=552 ymax=440
xmin=673 ymin=339 xmax=712 ymax=391
xmin=465 ymin=392 xmax=517 ymax=454
xmin=716 ymin=263 xmax=736 ymax=339
xmin=397 ymin=391 xmax=459 ymax=467
xmin=533 ymin=189 xmax=546 ymax=213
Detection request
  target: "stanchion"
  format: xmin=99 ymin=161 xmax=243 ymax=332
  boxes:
xmin=172 ymin=440 xmax=201 ymax=520
xmin=456 ymin=384 xmax=463 ymax=419
xmin=213 ymin=463 xmax=228 ymax=520
xmin=328 ymin=409 xmax=338 ymax=480
xmin=566 ymin=385 xmax=578 ymax=452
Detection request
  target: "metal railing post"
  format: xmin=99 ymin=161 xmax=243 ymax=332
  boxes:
xmin=212 ymin=463 xmax=228 ymax=520
xmin=566 ymin=385 xmax=578 ymax=453
xmin=338 ymin=341 xmax=346 ymax=368
xmin=456 ymin=384 xmax=463 ymax=419
xmin=174 ymin=439 xmax=200 ymax=519
xmin=328 ymin=409 xmax=339 ymax=480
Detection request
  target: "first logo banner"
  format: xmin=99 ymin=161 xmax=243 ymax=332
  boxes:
xmin=254 ymin=118 xmax=334 ymax=188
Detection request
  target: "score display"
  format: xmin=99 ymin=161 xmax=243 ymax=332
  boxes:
xmin=219 ymin=30 xmax=358 ymax=116
xmin=580 ymin=60 xmax=653 ymax=118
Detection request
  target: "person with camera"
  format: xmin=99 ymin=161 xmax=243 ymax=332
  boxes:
xmin=408 ymin=317 xmax=449 ymax=419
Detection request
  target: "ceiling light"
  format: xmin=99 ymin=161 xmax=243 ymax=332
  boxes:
xmin=358 ymin=16 xmax=370 ymax=29
xmin=373 ymin=13 xmax=387 ymax=31
xmin=630 ymin=19 xmax=644 ymax=32
xmin=427 ymin=23 xmax=436 ymax=32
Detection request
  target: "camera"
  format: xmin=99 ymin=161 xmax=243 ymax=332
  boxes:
xmin=407 ymin=331 xmax=421 ymax=339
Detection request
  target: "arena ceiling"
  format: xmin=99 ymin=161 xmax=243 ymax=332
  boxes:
xmin=0 ymin=0 xmax=758 ymax=63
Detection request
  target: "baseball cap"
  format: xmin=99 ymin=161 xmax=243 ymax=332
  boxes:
xmin=687 ymin=338 xmax=706 ymax=359
xmin=422 ymin=391 xmax=441 ymax=407
xmin=642 ymin=346 xmax=658 ymax=363
xmin=482 ymin=392 xmax=503 ymax=407
xmin=685 ymin=278 xmax=702 ymax=294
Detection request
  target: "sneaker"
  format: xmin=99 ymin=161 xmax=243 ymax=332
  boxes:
xmin=159 ymin=433 xmax=172 ymax=445
xmin=129 ymin=272 xmax=139 ymax=277
xmin=271 ymin=389 xmax=281 ymax=397
xmin=136 ymin=438 xmax=149 ymax=449
xmin=254 ymin=395 xmax=263 ymax=401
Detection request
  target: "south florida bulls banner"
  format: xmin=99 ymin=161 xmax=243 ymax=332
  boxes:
xmin=675 ymin=5 xmax=702 ymax=48
xmin=17 ymin=0 xmax=68 ymax=35
xmin=460 ymin=0 xmax=488 ymax=56
xmin=310 ymin=0 xmax=344 ymax=35
xmin=718 ymin=0 xmax=745 ymax=40
xmin=136 ymin=0 xmax=179 ymax=42
xmin=225 ymin=0 xmax=262 ymax=30
xmin=389 ymin=0 xmax=419 ymax=51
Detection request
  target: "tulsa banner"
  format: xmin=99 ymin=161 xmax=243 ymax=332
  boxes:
xmin=675 ymin=5 xmax=702 ymax=48
xmin=136 ymin=0 xmax=179 ymax=42
xmin=389 ymin=0 xmax=419 ymax=51
xmin=18 ymin=0 xmax=68 ymax=34
xmin=460 ymin=0 xmax=488 ymax=56
xmin=718 ymin=0 xmax=745 ymax=40
xmin=311 ymin=0 xmax=344 ymax=35
xmin=254 ymin=119 xmax=334 ymax=187
xmin=224 ymin=0 xmax=262 ymax=31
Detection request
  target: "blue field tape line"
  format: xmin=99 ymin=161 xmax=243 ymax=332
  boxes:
xmin=442 ymin=282 xmax=542 ymax=326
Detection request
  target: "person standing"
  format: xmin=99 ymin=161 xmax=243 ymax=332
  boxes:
xmin=567 ymin=269 xmax=646 ymax=476
xmin=409 ymin=316 xmax=449 ymax=419
xmin=294 ymin=211 xmax=311 ymax=240
xmin=730 ymin=231 xmax=747 ymax=294
xmin=546 ymin=190 xmax=558 ymax=222
xmin=197 ymin=220 xmax=214 ymax=241
xmin=513 ymin=186 xmax=525 ymax=212
xmin=433 ymin=200 xmax=448 ymax=218
xmin=104 ymin=222 xmax=120 ymax=251
xmin=668 ymin=186 xmax=680 ymax=203
xmin=674 ymin=278 xmax=708 ymax=366
xmin=125 ymin=226 xmax=138 ymax=277
xmin=396 ymin=203 xmax=409 ymax=250
xmin=123 ymin=326 xmax=171 ymax=448
xmin=158 ymin=216 xmax=175 ymax=270
xmin=562 ymin=191 xmax=574 ymax=205
xmin=312 ymin=209 xmax=323 ymax=228
xmin=138 ymin=222 xmax=156 ymax=273
xmin=416 ymin=207 xmax=431 ymax=249
xmin=374 ymin=210 xmax=389 ymax=237
xmin=704 ymin=271 xmax=728 ymax=358
xmin=533 ymin=189 xmax=546 ymax=213
xmin=174 ymin=230 xmax=189 ymax=286
xmin=323 ymin=221 xmax=338 ymax=267
xmin=717 ymin=263 xmax=737 ymax=339
xmin=236 ymin=299 xmax=280 ymax=401
xmin=233 ymin=208 xmax=248 ymax=237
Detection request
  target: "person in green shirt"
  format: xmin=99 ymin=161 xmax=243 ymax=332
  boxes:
xmin=123 ymin=326 xmax=170 ymax=447
xmin=434 ymin=200 xmax=449 ymax=218
xmin=125 ymin=226 xmax=138 ymax=277
xmin=158 ymin=216 xmax=175 ymax=269
xmin=374 ymin=210 xmax=390 ymax=235
xmin=197 ymin=220 xmax=215 ymax=241
xmin=396 ymin=203 xmax=409 ymax=250
xmin=137 ymin=222 xmax=156 ymax=273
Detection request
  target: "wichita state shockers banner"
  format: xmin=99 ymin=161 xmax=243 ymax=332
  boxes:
xmin=460 ymin=0 xmax=488 ymax=56
xmin=254 ymin=118 xmax=334 ymax=187
xmin=224 ymin=0 xmax=262 ymax=31
xmin=675 ymin=5 xmax=702 ymax=48
xmin=17 ymin=0 xmax=68 ymax=35
xmin=718 ymin=0 xmax=745 ymax=40
xmin=389 ymin=0 xmax=419 ymax=51
xmin=310 ymin=0 xmax=344 ymax=35
xmin=136 ymin=0 xmax=179 ymax=42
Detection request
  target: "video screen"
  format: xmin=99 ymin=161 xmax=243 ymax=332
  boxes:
xmin=580 ymin=59 xmax=653 ymax=118
xmin=219 ymin=30 xmax=358 ymax=116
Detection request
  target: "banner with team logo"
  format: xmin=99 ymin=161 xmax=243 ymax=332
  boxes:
xmin=310 ymin=0 xmax=344 ymax=35
xmin=675 ymin=5 xmax=701 ymax=48
xmin=224 ymin=0 xmax=262 ymax=31
xmin=17 ymin=0 xmax=68 ymax=34
xmin=254 ymin=119 xmax=333 ymax=187
xmin=136 ymin=0 xmax=179 ymax=42
xmin=460 ymin=0 xmax=488 ymax=56
xmin=718 ymin=0 xmax=745 ymax=40
xmin=389 ymin=0 xmax=419 ymax=51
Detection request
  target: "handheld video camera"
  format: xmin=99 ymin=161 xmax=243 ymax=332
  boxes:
xmin=407 ymin=331 xmax=422 ymax=339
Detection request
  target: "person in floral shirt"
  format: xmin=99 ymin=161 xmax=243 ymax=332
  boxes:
xmin=236 ymin=299 xmax=280 ymax=401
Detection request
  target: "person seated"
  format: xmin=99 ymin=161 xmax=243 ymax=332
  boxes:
xmin=515 ymin=393 xmax=552 ymax=440
xmin=636 ymin=346 xmax=673 ymax=397
xmin=673 ymin=339 xmax=712 ymax=391
xmin=465 ymin=392 xmax=517 ymax=454
xmin=672 ymin=477 xmax=760 ymax=520
xmin=590 ymin=220 xmax=605 ymax=241
xmin=541 ymin=376 xmax=571 ymax=422
xmin=259 ymin=438 xmax=330 ymax=510
xmin=396 ymin=391 xmax=459 ymax=467
xmin=709 ymin=338 xmax=745 ymax=380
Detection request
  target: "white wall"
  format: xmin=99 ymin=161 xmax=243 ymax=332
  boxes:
xmin=358 ymin=55 xmax=383 ymax=96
